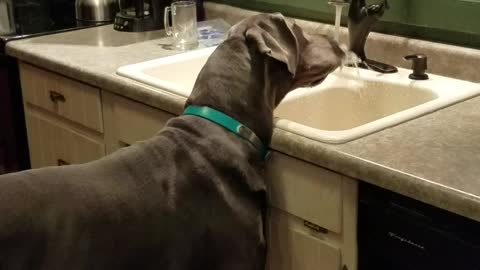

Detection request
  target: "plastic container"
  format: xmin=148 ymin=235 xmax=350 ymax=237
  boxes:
xmin=197 ymin=18 xmax=230 ymax=48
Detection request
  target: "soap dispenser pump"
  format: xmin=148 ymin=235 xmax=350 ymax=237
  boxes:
xmin=404 ymin=54 xmax=429 ymax=80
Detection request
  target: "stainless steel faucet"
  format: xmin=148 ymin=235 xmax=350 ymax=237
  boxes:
xmin=329 ymin=0 xmax=398 ymax=73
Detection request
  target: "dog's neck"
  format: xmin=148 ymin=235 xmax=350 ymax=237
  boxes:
xmin=186 ymin=38 xmax=293 ymax=146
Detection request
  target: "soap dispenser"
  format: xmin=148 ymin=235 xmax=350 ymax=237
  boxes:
xmin=404 ymin=54 xmax=429 ymax=80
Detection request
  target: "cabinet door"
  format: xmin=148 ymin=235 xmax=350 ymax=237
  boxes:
xmin=25 ymin=111 xmax=105 ymax=168
xmin=20 ymin=63 xmax=104 ymax=133
xmin=267 ymin=152 xmax=343 ymax=233
xmin=102 ymin=92 xmax=174 ymax=153
xmin=267 ymin=208 xmax=341 ymax=270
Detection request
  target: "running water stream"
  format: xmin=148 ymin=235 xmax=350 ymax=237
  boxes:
xmin=329 ymin=1 xmax=362 ymax=77
xmin=333 ymin=4 xmax=343 ymax=42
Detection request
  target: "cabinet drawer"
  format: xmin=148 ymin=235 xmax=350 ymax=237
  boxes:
xmin=25 ymin=111 xmax=105 ymax=168
xmin=267 ymin=208 xmax=341 ymax=270
xmin=20 ymin=63 xmax=103 ymax=133
xmin=266 ymin=152 xmax=342 ymax=233
xmin=111 ymin=94 xmax=174 ymax=146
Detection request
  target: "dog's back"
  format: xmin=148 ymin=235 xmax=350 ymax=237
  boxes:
xmin=0 ymin=115 xmax=266 ymax=270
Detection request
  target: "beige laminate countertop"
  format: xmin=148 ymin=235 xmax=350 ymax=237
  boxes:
xmin=6 ymin=21 xmax=480 ymax=222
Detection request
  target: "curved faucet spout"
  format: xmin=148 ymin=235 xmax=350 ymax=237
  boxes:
xmin=347 ymin=0 xmax=397 ymax=73
xmin=349 ymin=0 xmax=389 ymax=22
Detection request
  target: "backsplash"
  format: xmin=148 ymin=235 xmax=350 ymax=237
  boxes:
xmin=206 ymin=0 xmax=480 ymax=49
xmin=204 ymin=2 xmax=480 ymax=83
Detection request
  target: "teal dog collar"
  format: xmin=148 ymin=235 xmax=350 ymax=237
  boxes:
xmin=183 ymin=106 xmax=270 ymax=159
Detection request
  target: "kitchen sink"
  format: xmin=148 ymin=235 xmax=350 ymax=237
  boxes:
xmin=275 ymin=68 xmax=480 ymax=143
xmin=117 ymin=47 xmax=480 ymax=143
xmin=117 ymin=47 xmax=217 ymax=97
xmin=276 ymin=80 xmax=437 ymax=131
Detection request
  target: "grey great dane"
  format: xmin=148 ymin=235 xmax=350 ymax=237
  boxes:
xmin=0 ymin=13 xmax=343 ymax=270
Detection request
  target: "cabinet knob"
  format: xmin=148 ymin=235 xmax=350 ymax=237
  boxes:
xmin=57 ymin=159 xmax=70 ymax=166
xmin=49 ymin=91 xmax=66 ymax=103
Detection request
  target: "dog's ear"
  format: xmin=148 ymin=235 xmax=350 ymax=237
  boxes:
xmin=243 ymin=13 xmax=299 ymax=76
xmin=291 ymin=33 xmax=345 ymax=89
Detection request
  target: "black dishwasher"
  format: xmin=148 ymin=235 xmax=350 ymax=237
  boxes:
xmin=359 ymin=182 xmax=480 ymax=270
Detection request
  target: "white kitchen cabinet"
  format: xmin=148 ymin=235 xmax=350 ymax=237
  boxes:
xmin=102 ymin=91 xmax=174 ymax=154
xmin=19 ymin=63 xmax=173 ymax=167
xmin=20 ymin=62 xmax=104 ymax=133
xmin=267 ymin=208 xmax=341 ymax=270
xmin=267 ymin=152 xmax=343 ymax=233
xmin=19 ymin=62 xmax=106 ymax=168
xmin=266 ymin=152 xmax=358 ymax=270
xmin=25 ymin=110 xmax=105 ymax=168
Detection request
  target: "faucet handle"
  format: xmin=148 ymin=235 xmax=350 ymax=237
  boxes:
xmin=367 ymin=0 xmax=389 ymax=16
xmin=404 ymin=54 xmax=429 ymax=80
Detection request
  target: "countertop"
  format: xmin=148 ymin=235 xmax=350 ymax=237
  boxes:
xmin=6 ymin=13 xmax=480 ymax=222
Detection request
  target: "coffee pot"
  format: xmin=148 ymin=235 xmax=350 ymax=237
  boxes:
xmin=75 ymin=0 xmax=118 ymax=25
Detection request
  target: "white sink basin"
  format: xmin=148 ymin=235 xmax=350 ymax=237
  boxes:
xmin=117 ymin=47 xmax=480 ymax=143
xmin=275 ymin=68 xmax=480 ymax=143
xmin=117 ymin=47 xmax=217 ymax=97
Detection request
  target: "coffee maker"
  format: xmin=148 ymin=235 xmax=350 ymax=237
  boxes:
xmin=114 ymin=0 xmax=171 ymax=32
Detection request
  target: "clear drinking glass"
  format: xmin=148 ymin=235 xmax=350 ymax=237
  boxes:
xmin=164 ymin=1 xmax=198 ymax=50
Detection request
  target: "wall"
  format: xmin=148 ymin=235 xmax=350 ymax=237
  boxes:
xmin=207 ymin=0 xmax=480 ymax=48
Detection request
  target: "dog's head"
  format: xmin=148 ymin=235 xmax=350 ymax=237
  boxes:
xmin=187 ymin=14 xmax=344 ymax=145
xmin=228 ymin=13 xmax=344 ymax=91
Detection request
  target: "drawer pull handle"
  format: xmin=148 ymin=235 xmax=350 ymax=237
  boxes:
xmin=49 ymin=91 xmax=66 ymax=103
xmin=303 ymin=220 xmax=328 ymax=234
xmin=57 ymin=159 xmax=70 ymax=166
xmin=118 ymin=141 xmax=131 ymax=148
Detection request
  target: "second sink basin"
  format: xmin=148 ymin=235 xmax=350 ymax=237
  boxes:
xmin=117 ymin=47 xmax=480 ymax=143
xmin=276 ymin=77 xmax=437 ymax=131
xmin=275 ymin=67 xmax=480 ymax=143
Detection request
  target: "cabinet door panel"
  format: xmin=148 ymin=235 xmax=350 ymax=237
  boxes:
xmin=267 ymin=208 xmax=341 ymax=270
xmin=103 ymin=92 xmax=174 ymax=153
xmin=25 ymin=112 xmax=105 ymax=168
xmin=267 ymin=152 xmax=342 ymax=233
xmin=113 ymin=95 xmax=173 ymax=145
xmin=20 ymin=63 xmax=103 ymax=132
